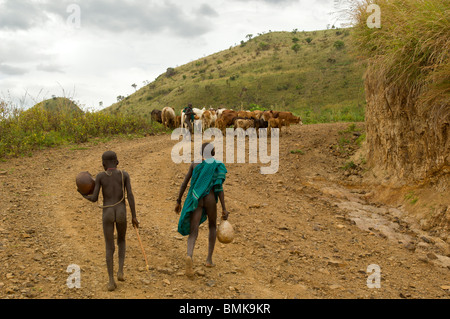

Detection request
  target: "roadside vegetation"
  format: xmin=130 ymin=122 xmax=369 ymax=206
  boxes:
xmin=0 ymin=97 xmax=164 ymax=159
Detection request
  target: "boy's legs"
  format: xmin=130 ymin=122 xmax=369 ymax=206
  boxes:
xmin=204 ymin=193 xmax=217 ymax=267
xmin=186 ymin=201 xmax=203 ymax=278
xmin=102 ymin=208 xmax=116 ymax=291
xmin=115 ymin=204 xmax=127 ymax=281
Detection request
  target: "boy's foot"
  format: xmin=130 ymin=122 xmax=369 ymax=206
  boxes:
xmin=185 ymin=256 xmax=194 ymax=279
xmin=204 ymin=261 xmax=215 ymax=268
xmin=107 ymin=281 xmax=117 ymax=292
xmin=117 ymin=271 xmax=125 ymax=282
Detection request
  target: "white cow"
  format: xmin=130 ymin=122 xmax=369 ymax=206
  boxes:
xmin=161 ymin=107 xmax=176 ymax=129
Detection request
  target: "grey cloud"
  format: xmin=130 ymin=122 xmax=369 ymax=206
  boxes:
xmin=0 ymin=0 xmax=215 ymax=37
xmin=0 ymin=63 xmax=28 ymax=75
xmin=0 ymin=37 xmax=55 ymax=66
xmin=197 ymin=4 xmax=219 ymax=17
xmin=0 ymin=0 xmax=49 ymax=30
xmin=36 ymin=63 xmax=64 ymax=73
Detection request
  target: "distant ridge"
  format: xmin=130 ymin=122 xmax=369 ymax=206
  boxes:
xmin=104 ymin=29 xmax=366 ymax=124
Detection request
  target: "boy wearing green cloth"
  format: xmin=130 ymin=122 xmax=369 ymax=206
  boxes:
xmin=175 ymin=143 xmax=229 ymax=278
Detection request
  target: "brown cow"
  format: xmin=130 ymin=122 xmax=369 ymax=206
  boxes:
xmin=215 ymin=118 xmax=226 ymax=134
xmin=219 ymin=110 xmax=238 ymax=128
xmin=234 ymin=118 xmax=254 ymax=130
xmin=262 ymin=110 xmax=276 ymax=122
xmin=201 ymin=110 xmax=213 ymax=131
xmin=175 ymin=116 xmax=182 ymax=128
xmin=268 ymin=118 xmax=286 ymax=137
xmin=151 ymin=109 xmax=162 ymax=124
xmin=236 ymin=110 xmax=256 ymax=119
xmin=252 ymin=110 xmax=264 ymax=120
xmin=274 ymin=112 xmax=303 ymax=133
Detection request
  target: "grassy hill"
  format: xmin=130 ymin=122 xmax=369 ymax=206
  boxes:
xmin=104 ymin=29 xmax=367 ymax=124
xmin=33 ymin=97 xmax=83 ymax=114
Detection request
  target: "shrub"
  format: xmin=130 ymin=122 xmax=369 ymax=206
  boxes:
xmin=291 ymin=43 xmax=300 ymax=53
xmin=166 ymin=67 xmax=176 ymax=77
xmin=0 ymin=100 xmax=159 ymax=159
xmin=259 ymin=42 xmax=270 ymax=51
xmin=333 ymin=40 xmax=345 ymax=50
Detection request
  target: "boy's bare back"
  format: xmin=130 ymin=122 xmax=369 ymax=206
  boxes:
xmin=79 ymin=150 xmax=139 ymax=291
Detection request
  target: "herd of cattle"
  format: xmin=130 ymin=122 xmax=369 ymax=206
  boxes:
xmin=151 ymin=107 xmax=303 ymax=136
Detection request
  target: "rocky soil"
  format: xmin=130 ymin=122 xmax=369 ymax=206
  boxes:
xmin=0 ymin=122 xmax=449 ymax=299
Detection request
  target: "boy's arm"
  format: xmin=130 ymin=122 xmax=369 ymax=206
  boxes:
xmin=80 ymin=174 xmax=101 ymax=202
xmin=218 ymin=190 xmax=229 ymax=220
xmin=175 ymin=163 xmax=194 ymax=213
xmin=124 ymin=171 xmax=139 ymax=228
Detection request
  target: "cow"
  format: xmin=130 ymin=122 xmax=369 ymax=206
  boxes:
xmin=151 ymin=109 xmax=162 ymax=124
xmin=219 ymin=110 xmax=238 ymax=128
xmin=234 ymin=118 xmax=254 ymax=130
xmin=274 ymin=112 xmax=303 ymax=133
xmin=268 ymin=118 xmax=286 ymax=137
xmin=237 ymin=110 xmax=250 ymax=118
xmin=234 ymin=118 xmax=255 ymax=138
xmin=175 ymin=115 xmax=182 ymax=128
xmin=201 ymin=110 xmax=213 ymax=131
xmin=253 ymin=118 xmax=269 ymax=130
xmin=217 ymin=108 xmax=227 ymax=118
xmin=209 ymin=109 xmax=217 ymax=128
xmin=252 ymin=110 xmax=264 ymax=120
xmin=215 ymin=118 xmax=226 ymax=134
xmin=161 ymin=107 xmax=176 ymax=129
xmin=193 ymin=107 xmax=205 ymax=119
xmin=262 ymin=111 xmax=275 ymax=122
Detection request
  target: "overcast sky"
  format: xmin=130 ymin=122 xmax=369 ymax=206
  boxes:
xmin=0 ymin=0 xmax=350 ymax=110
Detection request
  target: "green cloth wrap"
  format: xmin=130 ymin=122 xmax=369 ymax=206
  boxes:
xmin=183 ymin=107 xmax=195 ymax=122
xmin=178 ymin=158 xmax=227 ymax=236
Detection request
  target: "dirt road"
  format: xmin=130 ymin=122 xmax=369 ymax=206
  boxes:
xmin=0 ymin=123 xmax=449 ymax=299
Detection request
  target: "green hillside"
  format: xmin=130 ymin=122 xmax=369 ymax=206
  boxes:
xmin=34 ymin=97 xmax=83 ymax=114
xmin=104 ymin=29 xmax=367 ymax=124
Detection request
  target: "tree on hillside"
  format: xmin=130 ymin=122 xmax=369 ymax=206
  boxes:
xmin=334 ymin=40 xmax=345 ymax=50
xmin=132 ymin=83 xmax=137 ymax=92
xmin=166 ymin=67 xmax=176 ymax=77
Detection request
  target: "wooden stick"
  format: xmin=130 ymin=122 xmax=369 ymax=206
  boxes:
xmin=134 ymin=226 xmax=149 ymax=271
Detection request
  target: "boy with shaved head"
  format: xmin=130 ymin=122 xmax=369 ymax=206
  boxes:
xmin=175 ymin=143 xmax=229 ymax=278
xmin=80 ymin=151 xmax=139 ymax=291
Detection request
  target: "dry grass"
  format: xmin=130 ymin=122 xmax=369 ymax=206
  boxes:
xmin=349 ymin=0 xmax=449 ymax=114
